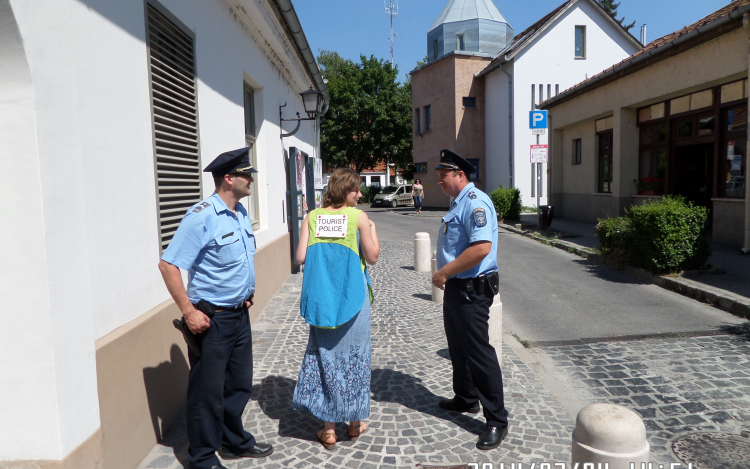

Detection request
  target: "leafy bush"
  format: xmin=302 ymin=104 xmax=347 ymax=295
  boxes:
xmin=490 ymin=186 xmax=522 ymax=221
xmin=596 ymin=196 xmax=711 ymax=273
xmin=359 ymin=185 xmax=382 ymax=204
xmin=595 ymin=217 xmax=632 ymax=264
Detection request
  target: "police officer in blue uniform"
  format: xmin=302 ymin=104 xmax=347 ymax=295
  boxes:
xmin=158 ymin=148 xmax=273 ymax=469
xmin=432 ymin=149 xmax=509 ymax=450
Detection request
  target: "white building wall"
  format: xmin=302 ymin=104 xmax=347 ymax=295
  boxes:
xmin=485 ymin=62 xmax=512 ymax=193
xmin=487 ymin=0 xmax=640 ymax=206
xmin=2 ymin=0 xmax=317 ymax=460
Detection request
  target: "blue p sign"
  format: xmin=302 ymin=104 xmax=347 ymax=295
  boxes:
xmin=529 ymin=110 xmax=548 ymax=129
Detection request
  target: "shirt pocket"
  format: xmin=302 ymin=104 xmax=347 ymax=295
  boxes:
xmin=214 ymin=232 xmax=244 ymax=264
xmin=441 ymin=212 xmax=461 ymax=244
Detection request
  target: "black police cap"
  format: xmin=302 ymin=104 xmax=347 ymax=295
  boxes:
xmin=434 ymin=149 xmax=474 ymax=180
xmin=203 ymin=147 xmax=258 ymax=177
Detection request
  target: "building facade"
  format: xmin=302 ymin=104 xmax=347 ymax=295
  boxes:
xmin=412 ymin=0 xmax=641 ymax=208
xmin=478 ymin=0 xmax=641 ymax=206
xmin=0 ymin=0 xmax=326 ymax=467
xmin=541 ymin=1 xmax=750 ymax=249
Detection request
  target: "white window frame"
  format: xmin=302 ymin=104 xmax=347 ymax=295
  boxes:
xmin=575 ymin=25 xmax=586 ymax=58
xmin=243 ymin=83 xmax=261 ymax=230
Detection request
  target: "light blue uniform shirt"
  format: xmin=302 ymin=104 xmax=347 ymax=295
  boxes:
xmin=161 ymin=192 xmax=256 ymax=307
xmin=436 ymin=182 xmax=499 ymax=279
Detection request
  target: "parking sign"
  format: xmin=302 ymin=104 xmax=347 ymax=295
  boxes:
xmin=529 ymin=110 xmax=548 ymax=129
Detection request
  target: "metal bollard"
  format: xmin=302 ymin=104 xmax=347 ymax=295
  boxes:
xmin=572 ymin=404 xmax=650 ymax=469
xmin=488 ymin=293 xmax=502 ymax=365
xmin=431 ymin=250 xmax=443 ymax=304
xmin=414 ymin=232 xmax=431 ymax=272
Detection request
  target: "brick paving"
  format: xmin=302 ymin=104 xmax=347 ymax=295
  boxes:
xmin=539 ymin=334 xmax=750 ymax=464
xmin=139 ymin=241 xmax=575 ymax=469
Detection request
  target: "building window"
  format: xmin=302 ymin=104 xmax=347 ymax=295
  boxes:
xmin=539 ymin=84 xmax=543 ymax=104
xmin=531 ymin=84 xmax=535 ymax=109
xmin=598 ymin=131 xmax=613 ymax=193
xmin=467 ymin=158 xmax=480 ymax=181
xmin=721 ymin=105 xmax=747 ymax=198
xmin=415 ymin=162 xmax=428 ymax=173
xmin=575 ymin=26 xmax=586 ymax=58
xmin=457 ymin=34 xmax=465 ymax=51
xmin=555 ymin=84 xmax=559 ymax=96
xmin=463 ymin=97 xmax=476 ymax=109
xmin=146 ymin=1 xmax=201 ymax=253
xmin=433 ymin=40 xmax=438 ymax=59
xmin=415 ymin=108 xmax=421 ymax=134
xmin=638 ymin=122 xmax=667 ymax=194
xmin=424 ymin=105 xmax=431 ymax=131
xmin=243 ymin=84 xmax=260 ymax=229
xmin=572 ymin=139 xmax=582 ymax=165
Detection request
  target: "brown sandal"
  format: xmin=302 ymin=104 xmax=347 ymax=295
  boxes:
xmin=347 ymin=422 xmax=368 ymax=441
xmin=316 ymin=429 xmax=337 ymax=450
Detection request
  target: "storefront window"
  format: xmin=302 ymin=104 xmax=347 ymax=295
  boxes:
xmin=722 ymin=106 xmax=747 ymax=198
xmin=677 ymin=120 xmax=693 ymax=139
xmin=598 ymin=131 xmax=613 ymax=193
xmin=638 ymin=122 xmax=667 ymax=194
xmin=698 ymin=116 xmax=715 ymax=136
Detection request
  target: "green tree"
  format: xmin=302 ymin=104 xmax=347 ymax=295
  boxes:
xmin=319 ymin=52 xmax=412 ymax=174
xmin=598 ymin=0 xmax=636 ymax=32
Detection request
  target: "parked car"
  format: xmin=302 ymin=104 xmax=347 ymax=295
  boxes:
xmin=372 ymin=184 xmax=414 ymax=208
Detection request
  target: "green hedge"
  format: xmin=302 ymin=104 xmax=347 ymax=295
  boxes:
xmin=490 ymin=185 xmax=522 ymax=221
xmin=595 ymin=196 xmax=711 ymax=273
xmin=359 ymin=185 xmax=382 ymax=204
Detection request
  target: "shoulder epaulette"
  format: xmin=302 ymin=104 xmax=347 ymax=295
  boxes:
xmin=192 ymin=201 xmax=211 ymax=213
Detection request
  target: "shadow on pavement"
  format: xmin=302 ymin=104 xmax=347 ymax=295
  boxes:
xmin=436 ymin=348 xmax=450 ymax=360
xmin=718 ymin=322 xmax=750 ymax=341
xmin=412 ymin=293 xmax=432 ymax=301
xmin=571 ymin=258 xmax=650 ymax=285
xmin=370 ymin=368 xmax=485 ymax=435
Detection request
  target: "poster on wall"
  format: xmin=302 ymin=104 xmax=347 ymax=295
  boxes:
xmin=315 ymin=190 xmax=323 ymax=208
xmin=296 ymin=149 xmax=305 ymax=193
xmin=314 ymin=158 xmax=324 ymax=190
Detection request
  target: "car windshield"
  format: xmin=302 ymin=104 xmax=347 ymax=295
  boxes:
xmin=381 ymin=186 xmax=399 ymax=194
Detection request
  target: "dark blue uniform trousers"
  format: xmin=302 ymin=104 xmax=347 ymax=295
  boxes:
xmin=443 ymin=284 xmax=509 ymax=427
xmin=187 ymin=308 xmax=256 ymax=468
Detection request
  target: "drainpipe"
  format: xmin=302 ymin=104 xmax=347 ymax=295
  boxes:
xmin=743 ymin=14 xmax=750 ymax=254
xmin=499 ymin=61 xmax=514 ymax=188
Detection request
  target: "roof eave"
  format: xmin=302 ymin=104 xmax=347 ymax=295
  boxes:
xmin=539 ymin=3 xmax=750 ymax=110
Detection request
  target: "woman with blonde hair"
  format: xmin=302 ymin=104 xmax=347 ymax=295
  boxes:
xmin=292 ymin=168 xmax=380 ymax=449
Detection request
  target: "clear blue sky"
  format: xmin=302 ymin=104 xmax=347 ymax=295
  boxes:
xmin=293 ymin=0 xmax=729 ymax=82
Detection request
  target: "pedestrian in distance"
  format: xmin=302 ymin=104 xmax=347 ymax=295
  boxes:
xmin=431 ymin=149 xmax=509 ymax=450
xmin=412 ymin=179 xmax=425 ymax=214
xmin=292 ymin=168 xmax=380 ymax=449
xmin=158 ymin=148 xmax=273 ymax=469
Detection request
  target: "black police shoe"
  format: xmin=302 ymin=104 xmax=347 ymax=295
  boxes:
xmin=438 ymin=397 xmax=480 ymax=413
xmin=476 ymin=424 xmax=509 ymax=450
xmin=220 ymin=442 xmax=274 ymax=459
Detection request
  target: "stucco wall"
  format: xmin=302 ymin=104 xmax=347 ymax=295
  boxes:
xmin=2 ymin=0 xmax=313 ymax=461
xmin=485 ymin=0 xmax=640 ymax=207
xmin=547 ymin=27 xmax=747 ymax=227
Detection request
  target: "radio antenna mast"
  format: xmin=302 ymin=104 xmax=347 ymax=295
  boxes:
xmin=385 ymin=0 xmax=398 ymax=65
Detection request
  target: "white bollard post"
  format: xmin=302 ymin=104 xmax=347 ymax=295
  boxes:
xmin=572 ymin=404 xmax=650 ymax=469
xmin=488 ymin=293 xmax=502 ymax=365
xmin=431 ymin=250 xmax=443 ymax=304
xmin=414 ymin=232 xmax=431 ymax=272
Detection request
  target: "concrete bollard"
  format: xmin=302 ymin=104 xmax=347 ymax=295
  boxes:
xmin=488 ymin=293 xmax=502 ymax=364
xmin=572 ymin=404 xmax=650 ymax=469
xmin=431 ymin=250 xmax=443 ymax=304
xmin=414 ymin=232 xmax=431 ymax=272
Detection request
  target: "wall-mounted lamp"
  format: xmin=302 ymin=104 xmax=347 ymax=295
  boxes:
xmin=280 ymin=87 xmax=324 ymax=138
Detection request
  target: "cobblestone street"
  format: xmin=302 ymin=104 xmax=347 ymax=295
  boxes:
xmin=139 ymin=241 xmax=574 ymax=469
xmin=538 ymin=334 xmax=750 ymax=464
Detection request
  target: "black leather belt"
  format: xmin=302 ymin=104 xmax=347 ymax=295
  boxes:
xmin=215 ymin=297 xmax=252 ymax=312
xmin=446 ymin=271 xmax=499 ymax=296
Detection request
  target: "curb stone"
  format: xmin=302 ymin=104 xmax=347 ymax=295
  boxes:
xmin=498 ymin=222 xmax=750 ymax=321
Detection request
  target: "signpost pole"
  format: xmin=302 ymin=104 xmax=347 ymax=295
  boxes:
xmin=536 ymin=134 xmax=541 ymax=229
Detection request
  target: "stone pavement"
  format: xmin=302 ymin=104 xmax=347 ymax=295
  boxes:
xmin=138 ymin=241 xmax=575 ymax=469
xmin=531 ymin=331 xmax=750 ymax=465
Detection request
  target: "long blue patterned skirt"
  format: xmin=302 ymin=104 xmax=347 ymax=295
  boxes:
xmin=292 ymin=277 xmax=371 ymax=423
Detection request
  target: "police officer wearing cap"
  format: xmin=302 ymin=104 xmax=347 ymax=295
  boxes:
xmin=432 ymin=149 xmax=509 ymax=450
xmin=158 ymin=148 xmax=273 ymax=469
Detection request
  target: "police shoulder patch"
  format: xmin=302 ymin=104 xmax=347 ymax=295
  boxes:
xmin=192 ymin=201 xmax=211 ymax=213
xmin=472 ymin=207 xmax=487 ymax=227
xmin=468 ymin=191 xmax=477 ymax=200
